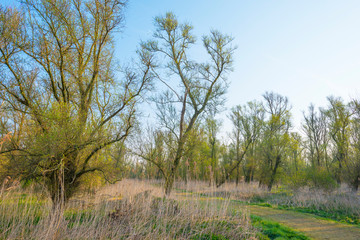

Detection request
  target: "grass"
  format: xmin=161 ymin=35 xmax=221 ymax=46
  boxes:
xmin=251 ymin=215 xmax=309 ymax=240
xmin=6 ymin=179 xmax=356 ymax=239
xmin=0 ymin=180 xmax=257 ymax=239
xmin=173 ymin=181 xmax=360 ymax=226
xmin=248 ymin=189 xmax=360 ymax=226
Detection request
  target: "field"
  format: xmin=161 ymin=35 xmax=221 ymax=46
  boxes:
xmin=1 ymin=180 xmax=359 ymax=239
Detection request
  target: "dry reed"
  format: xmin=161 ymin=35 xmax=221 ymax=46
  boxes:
xmin=0 ymin=179 xmax=256 ymax=239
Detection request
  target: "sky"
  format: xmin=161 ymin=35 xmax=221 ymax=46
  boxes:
xmin=2 ymin=0 xmax=360 ymax=136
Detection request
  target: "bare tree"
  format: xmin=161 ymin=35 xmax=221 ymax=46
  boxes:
xmin=302 ymin=104 xmax=329 ymax=168
xmin=139 ymin=12 xmax=235 ymax=195
xmin=217 ymin=101 xmax=264 ymax=187
xmin=0 ymin=0 xmax=153 ymax=205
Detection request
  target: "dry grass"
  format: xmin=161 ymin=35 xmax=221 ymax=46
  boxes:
xmin=0 ymin=179 xmax=256 ymax=239
xmin=176 ymin=180 xmax=360 ymax=225
xmin=174 ymin=181 xmax=267 ymax=200
xmin=174 ymin=180 xmax=360 ymax=224
xmin=261 ymin=187 xmax=360 ymax=223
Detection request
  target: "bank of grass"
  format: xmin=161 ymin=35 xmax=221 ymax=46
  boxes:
xmin=0 ymin=180 xmax=257 ymax=239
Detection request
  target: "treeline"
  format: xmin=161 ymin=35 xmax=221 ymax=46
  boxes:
xmin=125 ymin=93 xmax=360 ymax=192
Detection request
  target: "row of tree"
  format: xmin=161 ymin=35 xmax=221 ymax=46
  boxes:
xmin=130 ymin=94 xmax=360 ymax=192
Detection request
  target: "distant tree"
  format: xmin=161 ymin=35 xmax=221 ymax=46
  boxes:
xmin=344 ymin=100 xmax=360 ymax=191
xmin=302 ymin=104 xmax=329 ymax=168
xmin=0 ymin=0 xmax=153 ymax=206
xmin=139 ymin=12 xmax=235 ymax=195
xmin=217 ymin=100 xmax=264 ymax=187
xmin=280 ymin=132 xmax=308 ymax=190
xmin=259 ymin=92 xmax=292 ymax=191
xmin=180 ymin=124 xmax=207 ymax=183
xmin=204 ymin=112 xmax=222 ymax=186
xmin=324 ymin=96 xmax=353 ymax=184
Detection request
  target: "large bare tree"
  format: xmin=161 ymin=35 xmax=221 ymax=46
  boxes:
xmin=138 ymin=12 xmax=235 ymax=195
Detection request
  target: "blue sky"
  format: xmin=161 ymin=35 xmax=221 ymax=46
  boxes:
xmin=121 ymin=0 xmax=360 ymax=134
xmin=2 ymin=0 xmax=360 ymax=134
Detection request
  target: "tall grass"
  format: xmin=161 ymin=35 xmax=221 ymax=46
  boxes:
xmin=184 ymin=180 xmax=360 ymax=225
xmin=174 ymin=180 xmax=360 ymax=225
xmin=0 ymin=179 xmax=256 ymax=239
xmin=254 ymin=187 xmax=360 ymax=224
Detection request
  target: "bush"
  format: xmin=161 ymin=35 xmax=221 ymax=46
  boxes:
xmin=306 ymin=167 xmax=337 ymax=191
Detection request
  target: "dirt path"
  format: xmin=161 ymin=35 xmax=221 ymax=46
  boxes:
xmin=243 ymin=204 xmax=360 ymax=240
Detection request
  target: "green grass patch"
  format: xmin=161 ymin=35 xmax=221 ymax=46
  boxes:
xmin=277 ymin=205 xmax=360 ymax=225
xmin=251 ymin=215 xmax=309 ymax=240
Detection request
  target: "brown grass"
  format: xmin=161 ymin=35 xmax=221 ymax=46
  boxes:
xmin=0 ymin=179 xmax=256 ymax=239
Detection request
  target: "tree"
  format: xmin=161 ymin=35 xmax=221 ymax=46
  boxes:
xmin=0 ymin=0 xmax=153 ymax=205
xmin=139 ymin=12 xmax=235 ymax=195
xmin=180 ymin=124 xmax=207 ymax=183
xmin=217 ymin=101 xmax=264 ymax=187
xmin=204 ymin=112 xmax=222 ymax=186
xmin=344 ymin=100 xmax=360 ymax=191
xmin=302 ymin=104 xmax=329 ymax=168
xmin=259 ymin=92 xmax=291 ymax=191
xmin=281 ymin=132 xmax=308 ymax=190
xmin=324 ymin=96 xmax=352 ymax=184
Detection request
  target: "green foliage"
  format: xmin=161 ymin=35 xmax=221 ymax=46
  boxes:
xmin=306 ymin=167 xmax=337 ymax=191
xmin=281 ymin=170 xmax=308 ymax=191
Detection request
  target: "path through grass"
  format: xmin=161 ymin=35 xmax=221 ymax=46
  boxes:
xmin=175 ymin=191 xmax=360 ymax=240
xmin=242 ymin=204 xmax=360 ymax=240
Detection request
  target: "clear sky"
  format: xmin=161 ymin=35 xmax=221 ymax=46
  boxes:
xmin=2 ymin=0 xmax=360 ymax=135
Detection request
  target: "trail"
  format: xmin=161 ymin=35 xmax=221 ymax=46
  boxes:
xmin=241 ymin=204 xmax=360 ymax=240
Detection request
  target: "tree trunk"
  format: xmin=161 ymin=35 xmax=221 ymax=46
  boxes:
xmin=351 ymin=175 xmax=359 ymax=192
xmin=245 ymin=175 xmax=250 ymax=183
xmin=244 ymin=166 xmax=251 ymax=183
xmin=267 ymin=155 xmax=281 ymax=191
xmin=164 ymin=175 xmax=175 ymax=196
xmin=236 ymin=165 xmax=240 ymax=186
xmin=267 ymin=176 xmax=274 ymax=191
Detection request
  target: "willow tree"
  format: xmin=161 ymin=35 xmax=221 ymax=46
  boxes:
xmin=0 ymin=0 xmax=153 ymax=205
xmin=259 ymin=92 xmax=292 ymax=191
xmin=140 ymin=12 xmax=235 ymax=195
xmin=324 ymin=96 xmax=353 ymax=184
